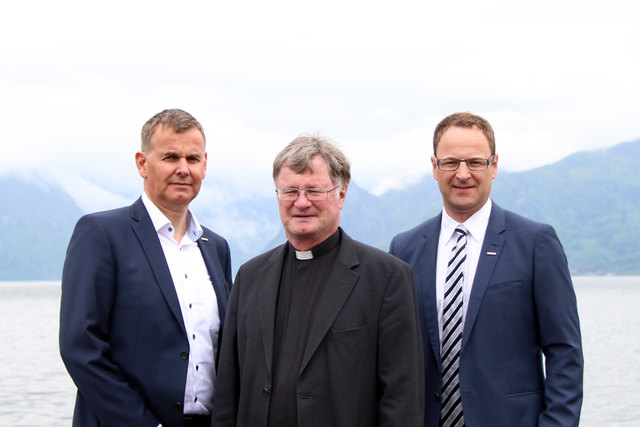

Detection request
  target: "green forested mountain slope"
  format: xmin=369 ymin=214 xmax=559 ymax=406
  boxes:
xmin=1 ymin=140 xmax=638 ymax=279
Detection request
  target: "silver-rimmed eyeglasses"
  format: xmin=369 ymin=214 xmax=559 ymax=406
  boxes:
xmin=435 ymin=155 xmax=495 ymax=171
xmin=275 ymin=185 xmax=341 ymax=201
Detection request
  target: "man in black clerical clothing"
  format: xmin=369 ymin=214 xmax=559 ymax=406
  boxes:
xmin=213 ymin=135 xmax=424 ymax=427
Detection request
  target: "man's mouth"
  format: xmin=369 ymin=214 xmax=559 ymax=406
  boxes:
xmin=453 ymin=184 xmax=474 ymax=190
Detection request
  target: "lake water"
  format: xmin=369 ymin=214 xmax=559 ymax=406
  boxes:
xmin=0 ymin=277 xmax=638 ymax=426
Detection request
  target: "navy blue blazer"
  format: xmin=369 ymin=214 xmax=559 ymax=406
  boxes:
xmin=59 ymin=198 xmax=232 ymax=427
xmin=390 ymin=202 xmax=583 ymax=427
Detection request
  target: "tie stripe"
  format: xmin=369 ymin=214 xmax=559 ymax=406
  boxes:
xmin=440 ymin=226 xmax=467 ymax=427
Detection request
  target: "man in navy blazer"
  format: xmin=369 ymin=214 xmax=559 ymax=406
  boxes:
xmin=60 ymin=109 xmax=232 ymax=427
xmin=390 ymin=112 xmax=583 ymax=427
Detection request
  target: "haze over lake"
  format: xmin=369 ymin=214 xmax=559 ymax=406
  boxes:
xmin=0 ymin=277 xmax=638 ymax=426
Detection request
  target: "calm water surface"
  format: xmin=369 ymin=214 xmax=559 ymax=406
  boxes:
xmin=0 ymin=277 xmax=638 ymax=426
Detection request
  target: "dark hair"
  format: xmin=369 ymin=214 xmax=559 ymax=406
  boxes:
xmin=433 ymin=112 xmax=495 ymax=155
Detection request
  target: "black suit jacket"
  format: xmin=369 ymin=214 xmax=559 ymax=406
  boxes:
xmin=59 ymin=198 xmax=232 ymax=427
xmin=213 ymin=230 xmax=424 ymax=427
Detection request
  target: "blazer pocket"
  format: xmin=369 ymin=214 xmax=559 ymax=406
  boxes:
xmin=331 ymin=324 xmax=369 ymax=340
xmin=506 ymin=389 xmax=543 ymax=398
xmin=505 ymin=389 xmax=544 ymax=423
xmin=328 ymin=324 xmax=370 ymax=361
xmin=487 ymin=280 xmax=523 ymax=290
xmin=323 ymin=325 xmax=370 ymax=389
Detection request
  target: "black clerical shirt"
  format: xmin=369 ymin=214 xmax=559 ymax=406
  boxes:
xmin=268 ymin=229 xmax=341 ymax=427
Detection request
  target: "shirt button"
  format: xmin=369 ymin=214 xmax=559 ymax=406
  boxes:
xmin=192 ymin=334 xmax=196 ymax=340
xmin=180 ymin=352 xmax=188 ymax=360
xmin=185 ymin=273 xmax=188 ymax=279
xmin=168 ymin=227 xmax=173 ymax=232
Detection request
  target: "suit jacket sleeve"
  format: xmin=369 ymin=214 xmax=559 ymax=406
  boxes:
xmin=535 ymin=225 xmax=583 ymax=426
xmin=377 ymin=261 xmax=425 ymax=426
xmin=59 ymin=215 xmax=159 ymax=427
xmin=211 ymin=264 xmax=243 ymax=427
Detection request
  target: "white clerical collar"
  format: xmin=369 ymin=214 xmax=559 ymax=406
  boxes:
xmin=295 ymin=250 xmax=314 ymax=260
xmin=290 ymin=228 xmax=341 ymax=261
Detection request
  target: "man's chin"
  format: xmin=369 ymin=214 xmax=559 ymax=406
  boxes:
xmin=165 ymin=194 xmax=195 ymax=207
xmin=287 ymin=223 xmax=317 ymax=237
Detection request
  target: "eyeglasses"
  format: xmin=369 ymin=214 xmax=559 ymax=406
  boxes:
xmin=275 ymin=185 xmax=341 ymax=201
xmin=435 ymin=155 xmax=495 ymax=171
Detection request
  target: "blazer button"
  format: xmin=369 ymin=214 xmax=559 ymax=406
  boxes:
xmin=175 ymin=402 xmax=183 ymax=409
xmin=180 ymin=352 xmax=189 ymax=360
xmin=433 ymin=393 xmax=441 ymax=401
xmin=262 ymin=386 xmax=271 ymax=397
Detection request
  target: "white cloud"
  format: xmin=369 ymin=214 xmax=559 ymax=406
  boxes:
xmin=1 ymin=0 xmax=638 ymax=197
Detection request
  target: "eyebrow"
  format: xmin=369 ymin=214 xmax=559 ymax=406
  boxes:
xmin=162 ymin=150 xmax=203 ymax=159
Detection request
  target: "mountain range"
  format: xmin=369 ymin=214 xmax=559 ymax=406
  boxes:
xmin=1 ymin=139 xmax=638 ymax=280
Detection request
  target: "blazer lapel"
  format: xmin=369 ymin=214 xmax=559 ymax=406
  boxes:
xmin=198 ymin=237 xmax=229 ymax=328
xmin=129 ymin=198 xmax=186 ymax=333
xmin=299 ymin=233 xmax=359 ymax=373
xmin=462 ymin=202 xmax=506 ymax=348
xmin=258 ymin=245 xmax=288 ymax=377
xmin=418 ymin=218 xmax=443 ymax=367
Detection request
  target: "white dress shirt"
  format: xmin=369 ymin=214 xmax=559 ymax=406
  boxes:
xmin=142 ymin=194 xmax=220 ymax=416
xmin=435 ymin=199 xmax=492 ymax=347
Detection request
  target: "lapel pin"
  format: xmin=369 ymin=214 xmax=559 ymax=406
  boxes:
xmin=486 ymin=251 xmax=497 ymax=256
xmin=201 ymin=237 xmax=209 ymax=242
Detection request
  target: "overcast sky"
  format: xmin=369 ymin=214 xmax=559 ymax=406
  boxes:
xmin=1 ymin=0 xmax=638 ymax=200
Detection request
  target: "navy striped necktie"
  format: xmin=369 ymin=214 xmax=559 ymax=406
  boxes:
xmin=440 ymin=226 xmax=467 ymax=427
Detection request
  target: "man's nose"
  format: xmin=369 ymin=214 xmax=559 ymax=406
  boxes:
xmin=294 ymin=191 xmax=312 ymax=207
xmin=455 ymin=162 xmax=472 ymax=178
xmin=176 ymin=158 xmax=190 ymax=175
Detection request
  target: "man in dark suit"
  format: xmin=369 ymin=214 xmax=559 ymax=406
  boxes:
xmin=213 ymin=135 xmax=424 ymax=427
xmin=59 ymin=109 xmax=232 ymax=427
xmin=390 ymin=112 xmax=583 ymax=427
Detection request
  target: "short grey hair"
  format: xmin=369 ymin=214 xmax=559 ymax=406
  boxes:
xmin=272 ymin=134 xmax=351 ymax=187
xmin=140 ymin=109 xmax=205 ymax=152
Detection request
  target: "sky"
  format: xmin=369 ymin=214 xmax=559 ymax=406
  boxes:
xmin=1 ymin=0 xmax=639 ymax=205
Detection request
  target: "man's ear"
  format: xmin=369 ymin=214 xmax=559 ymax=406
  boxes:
xmin=431 ymin=156 xmax=438 ymax=181
xmin=135 ymin=151 xmax=148 ymax=179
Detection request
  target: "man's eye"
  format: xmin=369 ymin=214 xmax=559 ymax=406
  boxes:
xmin=306 ymin=189 xmax=324 ymax=196
xmin=468 ymin=160 xmax=485 ymax=168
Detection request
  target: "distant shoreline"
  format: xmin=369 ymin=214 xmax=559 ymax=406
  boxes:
xmin=2 ymin=276 xmax=640 ymax=286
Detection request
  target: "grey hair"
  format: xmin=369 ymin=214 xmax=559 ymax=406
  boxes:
xmin=272 ymin=134 xmax=351 ymax=187
xmin=140 ymin=109 xmax=205 ymax=152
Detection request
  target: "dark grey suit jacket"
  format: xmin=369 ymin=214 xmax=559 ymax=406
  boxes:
xmin=213 ymin=229 xmax=424 ymax=427
xmin=59 ymin=198 xmax=232 ymax=427
xmin=390 ymin=202 xmax=583 ymax=427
